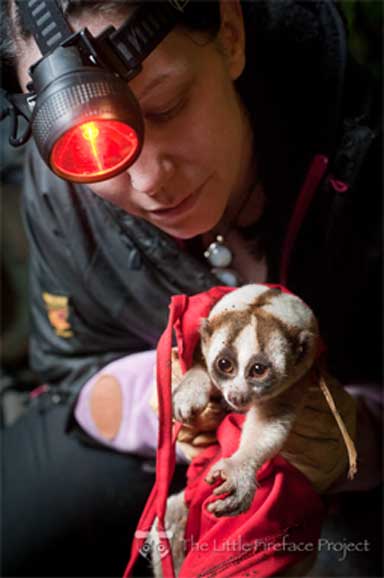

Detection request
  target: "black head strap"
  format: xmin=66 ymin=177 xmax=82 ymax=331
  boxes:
xmin=16 ymin=0 xmax=72 ymax=54
xmin=108 ymin=2 xmax=179 ymax=78
xmin=15 ymin=0 xmax=187 ymax=80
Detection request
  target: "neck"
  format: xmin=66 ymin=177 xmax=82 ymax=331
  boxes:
xmin=204 ymin=108 xmax=263 ymax=245
xmin=218 ymin=115 xmax=263 ymax=234
xmin=217 ymin=170 xmax=264 ymax=236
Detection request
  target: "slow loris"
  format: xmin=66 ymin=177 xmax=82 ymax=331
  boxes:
xmin=150 ymin=284 xmax=356 ymax=576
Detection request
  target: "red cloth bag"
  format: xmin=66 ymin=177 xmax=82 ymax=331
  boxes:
xmin=124 ymin=286 xmax=325 ymax=578
xmin=181 ymin=414 xmax=324 ymax=577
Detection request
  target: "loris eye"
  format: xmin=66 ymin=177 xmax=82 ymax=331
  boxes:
xmin=249 ymin=363 xmax=268 ymax=378
xmin=217 ymin=358 xmax=234 ymax=374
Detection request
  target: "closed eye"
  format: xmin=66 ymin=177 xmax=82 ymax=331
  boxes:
xmin=144 ymin=95 xmax=188 ymax=123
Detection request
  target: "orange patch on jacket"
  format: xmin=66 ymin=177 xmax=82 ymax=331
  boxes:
xmin=90 ymin=374 xmax=123 ymax=440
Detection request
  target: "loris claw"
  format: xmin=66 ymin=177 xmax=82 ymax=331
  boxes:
xmin=205 ymin=457 xmax=258 ymax=517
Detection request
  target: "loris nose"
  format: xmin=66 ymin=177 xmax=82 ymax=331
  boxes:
xmin=227 ymin=391 xmax=250 ymax=407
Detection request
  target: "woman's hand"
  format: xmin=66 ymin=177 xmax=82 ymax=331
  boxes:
xmin=149 ymin=348 xmax=226 ymax=460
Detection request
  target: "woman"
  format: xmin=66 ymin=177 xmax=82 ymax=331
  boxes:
xmin=1 ymin=0 xmax=381 ymax=576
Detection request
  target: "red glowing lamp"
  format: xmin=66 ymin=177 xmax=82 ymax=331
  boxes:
xmin=51 ymin=118 xmax=140 ymax=183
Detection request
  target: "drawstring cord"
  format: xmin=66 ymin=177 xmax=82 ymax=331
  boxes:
xmin=317 ymin=369 xmax=358 ymax=480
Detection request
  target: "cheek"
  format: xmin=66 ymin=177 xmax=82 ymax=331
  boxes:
xmin=154 ymin=48 xmax=244 ymax=181
xmin=88 ymin=175 xmax=143 ymax=215
xmin=179 ymin=81 xmax=242 ymax=175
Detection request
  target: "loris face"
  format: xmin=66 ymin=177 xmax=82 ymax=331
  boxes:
xmin=200 ymin=285 xmax=319 ymax=410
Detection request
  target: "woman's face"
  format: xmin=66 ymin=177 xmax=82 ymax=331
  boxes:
xmin=16 ymin=2 xmax=254 ymax=239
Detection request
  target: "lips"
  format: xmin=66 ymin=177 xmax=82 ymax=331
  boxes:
xmin=150 ymin=193 xmax=194 ymax=214
xmin=147 ymin=178 xmax=208 ymax=221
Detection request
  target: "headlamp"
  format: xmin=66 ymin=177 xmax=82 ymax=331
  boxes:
xmin=1 ymin=0 xmax=190 ymax=183
xmin=29 ymin=45 xmax=144 ymax=182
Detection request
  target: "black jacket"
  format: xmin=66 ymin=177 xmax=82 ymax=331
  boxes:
xmin=21 ymin=0 xmax=382 ymax=400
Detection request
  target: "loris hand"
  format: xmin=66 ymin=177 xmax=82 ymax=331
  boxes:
xmin=149 ymin=348 xmax=227 ymax=461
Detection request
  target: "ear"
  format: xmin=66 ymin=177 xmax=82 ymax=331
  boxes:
xmin=199 ymin=317 xmax=213 ymax=343
xmin=217 ymin=0 xmax=246 ymax=80
xmin=295 ymin=330 xmax=317 ymax=365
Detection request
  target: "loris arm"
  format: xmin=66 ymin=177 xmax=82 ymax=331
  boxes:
xmin=205 ymin=390 xmax=304 ymax=517
xmin=233 ymin=404 xmax=297 ymax=469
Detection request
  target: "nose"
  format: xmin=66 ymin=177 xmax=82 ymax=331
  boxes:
xmin=127 ymin=141 xmax=175 ymax=197
xmin=227 ymin=390 xmax=251 ymax=408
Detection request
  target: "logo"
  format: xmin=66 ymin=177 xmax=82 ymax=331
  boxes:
xmin=135 ymin=529 xmax=173 ymax=560
xmin=42 ymin=292 xmax=73 ymax=338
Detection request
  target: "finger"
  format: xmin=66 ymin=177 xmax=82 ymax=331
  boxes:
xmin=191 ymin=432 xmax=217 ymax=447
xmin=176 ymin=441 xmax=204 ymax=461
xmin=192 ymin=403 xmax=227 ymax=431
xmin=213 ymin=480 xmax=234 ymax=495
xmin=176 ymin=425 xmax=198 ymax=444
xmin=205 ymin=469 xmax=223 ymax=485
xmin=207 ymin=497 xmax=240 ymax=517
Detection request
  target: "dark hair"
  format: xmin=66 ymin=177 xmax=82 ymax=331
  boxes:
xmin=0 ymin=0 xmax=222 ymax=64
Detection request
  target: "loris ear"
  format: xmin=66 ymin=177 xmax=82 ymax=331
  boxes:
xmin=199 ymin=318 xmax=213 ymax=343
xmin=295 ymin=330 xmax=317 ymax=365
